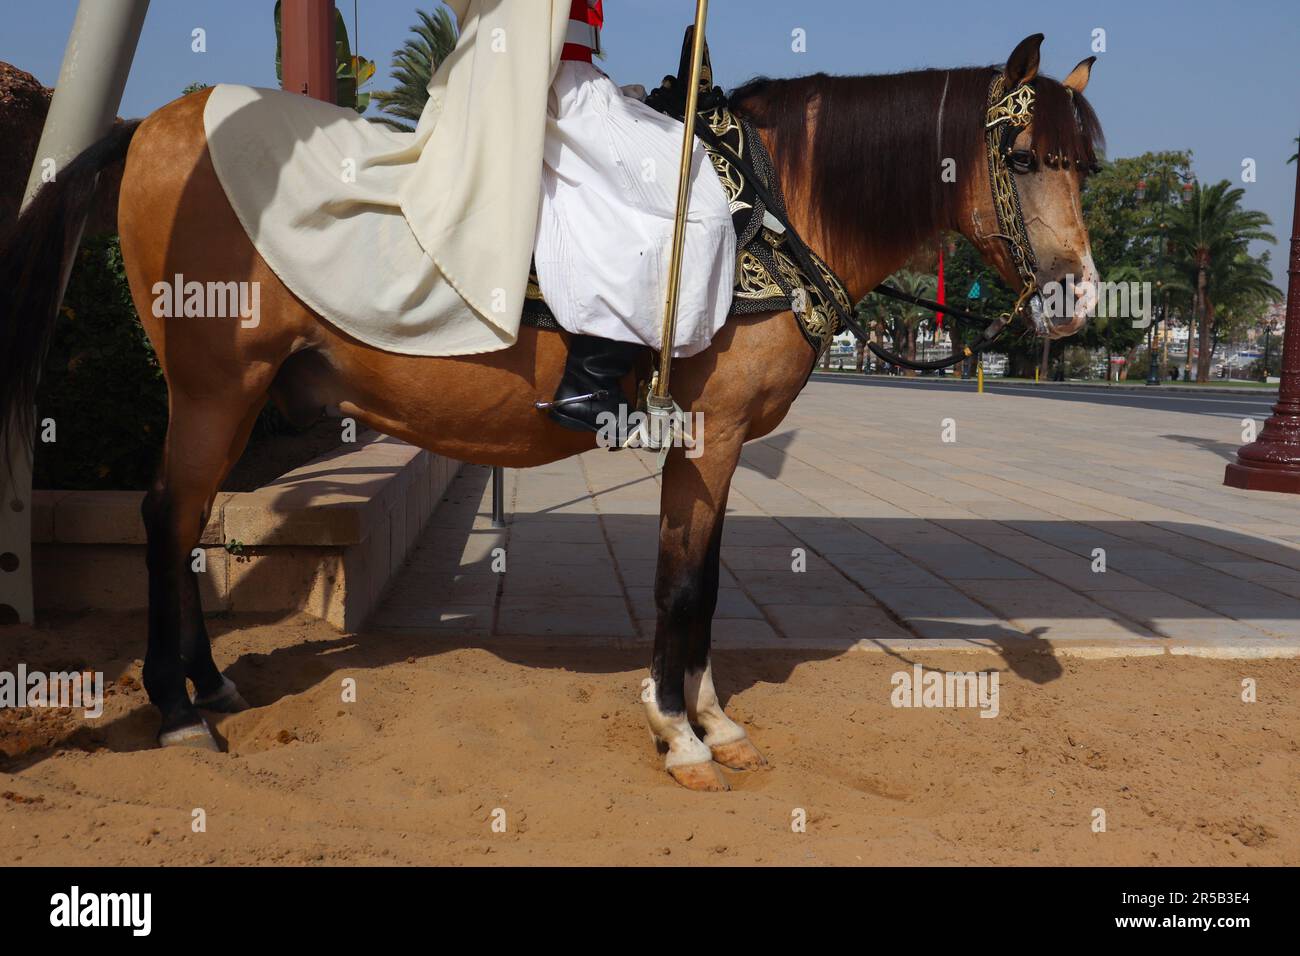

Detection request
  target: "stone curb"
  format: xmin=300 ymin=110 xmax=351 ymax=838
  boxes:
xmin=31 ymin=431 xmax=461 ymax=629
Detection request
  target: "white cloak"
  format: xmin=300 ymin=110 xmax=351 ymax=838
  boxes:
xmin=203 ymin=0 xmax=571 ymax=356
xmin=202 ymin=0 xmax=734 ymax=358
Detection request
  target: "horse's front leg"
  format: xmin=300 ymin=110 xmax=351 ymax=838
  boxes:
xmin=685 ymin=648 xmax=768 ymax=772
xmin=645 ymin=430 xmax=762 ymax=790
xmin=683 ymin=494 xmax=766 ymax=771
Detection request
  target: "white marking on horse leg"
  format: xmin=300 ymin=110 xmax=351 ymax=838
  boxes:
xmin=191 ymin=674 xmax=248 ymax=712
xmin=641 ymin=677 xmax=711 ymax=768
xmin=685 ymin=661 xmax=747 ymax=748
xmin=158 ymin=719 xmax=219 ymax=751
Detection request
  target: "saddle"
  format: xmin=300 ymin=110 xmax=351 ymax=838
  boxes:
xmin=520 ymin=32 xmax=851 ymax=360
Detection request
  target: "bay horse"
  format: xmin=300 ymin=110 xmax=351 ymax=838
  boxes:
xmin=0 ymin=34 xmax=1102 ymax=790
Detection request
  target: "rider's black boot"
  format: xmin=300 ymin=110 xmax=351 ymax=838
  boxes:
xmin=548 ymin=334 xmax=643 ymax=435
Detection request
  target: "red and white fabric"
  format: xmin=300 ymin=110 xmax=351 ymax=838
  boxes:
xmin=534 ymin=0 xmax=735 ymax=357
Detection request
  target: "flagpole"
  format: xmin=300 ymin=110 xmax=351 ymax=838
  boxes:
xmin=651 ymin=0 xmax=710 ymax=404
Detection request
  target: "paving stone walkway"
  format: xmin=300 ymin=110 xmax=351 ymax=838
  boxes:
xmin=371 ymin=379 xmax=1300 ymax=657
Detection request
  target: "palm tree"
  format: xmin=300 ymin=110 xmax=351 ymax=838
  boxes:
xmin=1163 ymin=180 xmax=1275 ymax=382
xmin=852 ymin=296 xmax=890 ymax=372
xmin=370 ymin=7 xmax=459 ymax=132
xmin=1098 ymin=262 xmax=1166 ymax=379
xmin=1206 ymin=250 xmax=1282 ymax=364
xmin=878 ymin=271 xmax=936 ymax=375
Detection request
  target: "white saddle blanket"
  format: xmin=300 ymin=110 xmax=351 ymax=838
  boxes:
xmin=205 ymin=83 xmax=504 ymax=356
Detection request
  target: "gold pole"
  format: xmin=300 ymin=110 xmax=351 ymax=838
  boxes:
xmin=652 ymin=0 xmax=710 ymax=401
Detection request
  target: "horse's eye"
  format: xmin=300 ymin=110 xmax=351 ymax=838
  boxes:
xmin=1008 ymin=149 xmax=1036 ymax=174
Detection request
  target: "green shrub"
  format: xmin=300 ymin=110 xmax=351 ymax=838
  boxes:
xmin=32 ymin=235 xmax=168 ymax=490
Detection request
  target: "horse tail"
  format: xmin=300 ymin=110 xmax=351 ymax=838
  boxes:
xmin=0 ymin=119 xmax=141 ymax=472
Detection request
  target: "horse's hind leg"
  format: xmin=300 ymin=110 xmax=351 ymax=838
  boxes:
xmin=646 ymin=431 xmax=763 ymax=790
xmin=142 ymin=391 xmax=265 ymax=749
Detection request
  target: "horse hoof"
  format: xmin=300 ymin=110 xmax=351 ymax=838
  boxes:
xmin=668 ymin=761 xmax=730 ymax=792
xmin=158 ymin=720 xmax=220 ymax=752
xmin=710 ymin=737 xmax=767 ymax=771
xmin=192 ymin=676 xmax=249 ymax=714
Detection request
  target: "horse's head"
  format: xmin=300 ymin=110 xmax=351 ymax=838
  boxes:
xmin=730 ymin=42 xmax=1105 ymax=342
xmin=961 ymin=34 xmax=1104 ymax=339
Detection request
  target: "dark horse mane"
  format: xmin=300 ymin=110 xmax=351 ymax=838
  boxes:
xmin=729 ymin=66 xmax=1104 ymax=270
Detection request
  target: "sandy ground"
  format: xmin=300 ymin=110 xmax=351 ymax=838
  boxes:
xmin=2 ymin=611 xmax=1297 ymax=866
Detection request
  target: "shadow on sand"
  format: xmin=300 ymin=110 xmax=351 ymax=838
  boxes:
xmin=8 ymin=447 xmax=1298 ymax=767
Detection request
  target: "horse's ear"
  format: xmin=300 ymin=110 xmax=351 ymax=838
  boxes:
xmin=1063 ymin=56 xmax=1096 ymax=94
xmin=1004 ymin=33 xmax=1044 ymax=88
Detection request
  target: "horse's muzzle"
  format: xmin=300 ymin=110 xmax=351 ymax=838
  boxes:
xmin=1035 ymin=285 xmax=1091 ymax=340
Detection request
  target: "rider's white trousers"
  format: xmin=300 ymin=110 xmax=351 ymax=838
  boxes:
xmin=534 ymin=61 xmax=737 ymax=358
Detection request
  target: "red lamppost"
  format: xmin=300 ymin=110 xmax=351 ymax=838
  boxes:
xmin=280 ymin=0 xmax=336 ymax=103
xmin=1224 ymin=154 xmax=1300 ymax=493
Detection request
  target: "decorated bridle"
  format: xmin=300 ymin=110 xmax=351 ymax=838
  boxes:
xmin=982 ymin=73 xmax=1041 ymax=331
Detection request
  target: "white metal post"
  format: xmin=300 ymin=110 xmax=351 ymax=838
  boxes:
xmin=0 ymin=0 xmax=150 ymax=624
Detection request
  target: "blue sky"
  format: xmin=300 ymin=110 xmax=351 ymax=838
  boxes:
xmin=6 ymin=0 xmax=1298 ymax=284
